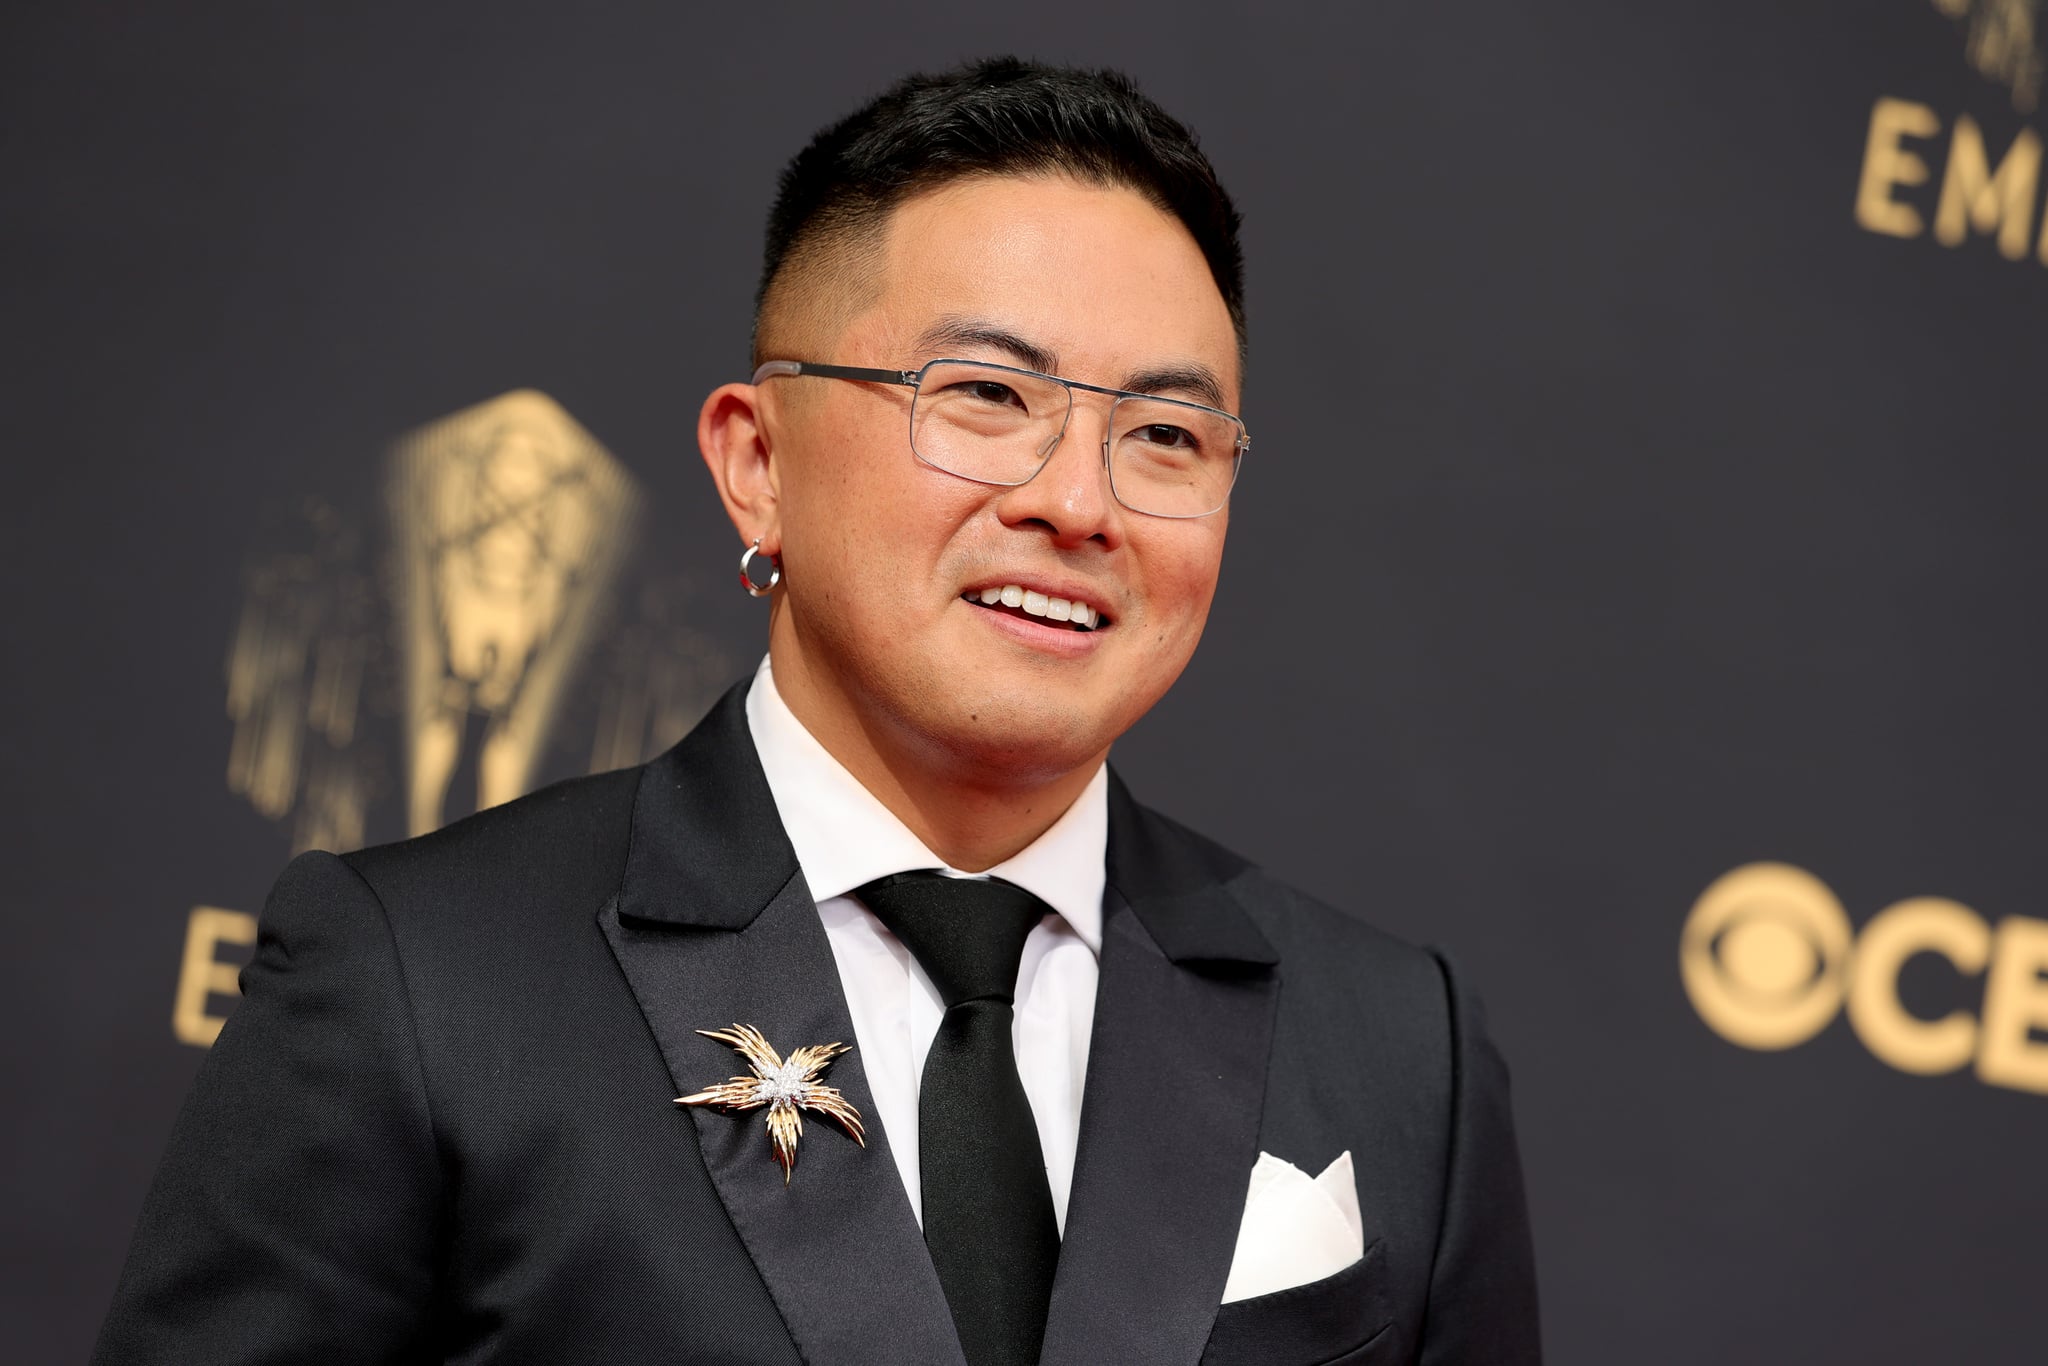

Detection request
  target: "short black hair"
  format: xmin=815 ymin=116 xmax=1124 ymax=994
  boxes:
xmin=755 ymin=57 xmax=1244 ymax=362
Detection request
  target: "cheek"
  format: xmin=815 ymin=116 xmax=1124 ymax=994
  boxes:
xmin=780 ymin=413 xmax=892 ymax=559
xmin=1122 ymin=528 xmax=1225 ymax=671
xmin=780 ymin=414 xmax=983 ymax=595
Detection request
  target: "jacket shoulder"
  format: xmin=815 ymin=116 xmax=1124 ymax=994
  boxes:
xmin=1127 ymin=796 xmax=1450 ymax=1005
xmin=1236 ymin=864 xmax=1447 ymax=994
xmin=338 ymin=765 xmax=642 ymax=920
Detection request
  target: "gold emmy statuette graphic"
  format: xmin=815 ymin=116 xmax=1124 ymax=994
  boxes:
xmin=225 ymin=500 xmax=379 ymax=855
xmin=390 ymin=390 xmax=637 ymax=836
xmin=1931 ymin=0 xmax=2043 ymax=112
xmin=194 ymin=390 xmax=733 ymax=1047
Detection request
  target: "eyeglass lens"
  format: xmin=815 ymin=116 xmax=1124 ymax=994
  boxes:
xmin=908 ymin=361 xmax=1241 ymax=518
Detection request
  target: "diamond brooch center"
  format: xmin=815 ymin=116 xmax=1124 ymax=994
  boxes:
xmin=677 ymin=1024 xmax=867 ymax=1184
xmin=760 ymin=1060 xmax=809 ymax=1107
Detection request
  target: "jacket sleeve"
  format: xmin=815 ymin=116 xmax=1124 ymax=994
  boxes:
xmin=93 ymin=851 xmax=441 ymax=1365
xmin=1418 ymin=951 xmax=1543 ymax=1365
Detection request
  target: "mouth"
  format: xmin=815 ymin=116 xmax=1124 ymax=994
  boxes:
xmin=960 ymin=583 xmax=1107 ymax=632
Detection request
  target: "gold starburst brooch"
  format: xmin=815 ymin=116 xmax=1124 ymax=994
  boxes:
xmin=677 ymin=1023 xmax=867 ymax=1184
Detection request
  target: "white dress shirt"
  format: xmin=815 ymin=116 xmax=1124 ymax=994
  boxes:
xmin=744 ymin=656 xmax=1105 ymax=1234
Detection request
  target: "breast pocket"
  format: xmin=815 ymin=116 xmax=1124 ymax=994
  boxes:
xmin=1199 ymin=1237 xmax=1395 ymax=1366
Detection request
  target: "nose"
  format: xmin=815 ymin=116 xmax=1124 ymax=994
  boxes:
xmin=993 ymin=400 xmax=1125 ymax=550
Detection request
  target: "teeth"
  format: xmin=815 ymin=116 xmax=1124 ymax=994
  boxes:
xmin=965 ymin=585 xmax=1104 ymax=631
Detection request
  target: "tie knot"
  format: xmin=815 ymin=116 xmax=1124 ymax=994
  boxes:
xmin=856 ymin=872 xmax=1050 ymax=1008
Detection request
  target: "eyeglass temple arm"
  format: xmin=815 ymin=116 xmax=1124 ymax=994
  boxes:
xmin=750 ymin=360 xmax=919 ymax=387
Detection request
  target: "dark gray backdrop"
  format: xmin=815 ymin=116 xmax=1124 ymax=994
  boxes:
xmin=6 ymin=1 xmax=2044 ymax=1362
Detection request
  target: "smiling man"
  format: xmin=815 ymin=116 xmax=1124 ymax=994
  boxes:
xmin=95 ymin=59 xmax=1539 ymax=1366
xmin=707 ymin=168 xmax=1237 ymax=869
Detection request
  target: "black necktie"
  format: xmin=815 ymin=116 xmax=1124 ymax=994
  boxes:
xmin=857 ymin=872 xmax=1061 ymax=1366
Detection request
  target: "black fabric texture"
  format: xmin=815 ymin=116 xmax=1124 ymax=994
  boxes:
xmin=1034 ymin=884 xmax=1280 ymax=1366
xmin=602 ymin=877 xmax=962 ymax=1366
xmin=92 ymin=679 xmax=1540 ymax=1364
xmin=857 ymin=873 xmax=1061 ymax=1366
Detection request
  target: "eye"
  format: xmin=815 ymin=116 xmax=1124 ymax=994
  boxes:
xmin=948 ymin=379 xmax=1026 ymax=408
xmin=1130 ymin=423 xmax=1199 ymax=451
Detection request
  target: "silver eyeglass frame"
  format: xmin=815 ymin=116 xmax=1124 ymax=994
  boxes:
xmin=750 ymin=357 xmax=1248 ymax=519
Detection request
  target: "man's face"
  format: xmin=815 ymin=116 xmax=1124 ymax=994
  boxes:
xmin=762 ymin=175 xmax=1240 ymax=787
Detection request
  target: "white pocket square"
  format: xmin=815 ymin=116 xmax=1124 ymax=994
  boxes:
xmin=1220 ymin=1150 xmax=1365 ymax=1305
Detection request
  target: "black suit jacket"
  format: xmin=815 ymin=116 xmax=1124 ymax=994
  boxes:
xmin=95 ymin=684 xmax=1539 ymax=1365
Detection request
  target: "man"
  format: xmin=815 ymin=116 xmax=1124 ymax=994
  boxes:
xmin=95 ymin=59 xmax=1539 ymax=1365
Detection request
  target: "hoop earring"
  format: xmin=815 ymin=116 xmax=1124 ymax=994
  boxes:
xmin=738 ymin=538 xmax=781 ymax=598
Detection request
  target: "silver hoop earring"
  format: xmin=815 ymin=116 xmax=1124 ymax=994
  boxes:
xmin=738 ymin=538 xmax=781 ymax=598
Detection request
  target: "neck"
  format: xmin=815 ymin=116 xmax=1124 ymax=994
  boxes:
xmin=766 ymin=633 xmax=1104 ymax=873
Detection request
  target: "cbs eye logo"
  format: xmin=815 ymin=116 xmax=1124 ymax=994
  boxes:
xmin=1680 ymin=863 xmax=1852 ymax=1051
xmin=1680 ymin=862 xmax=2048 ymax=1096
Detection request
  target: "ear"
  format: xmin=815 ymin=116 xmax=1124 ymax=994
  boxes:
xmin=698 ymin=381 xmax=781 ymax=552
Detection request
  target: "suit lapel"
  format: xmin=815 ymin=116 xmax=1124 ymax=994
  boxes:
xmin=1038 ymin=775 xmax=1282 ymax=1366
xmin=598 ymin=685 xmax=964 ymax=1366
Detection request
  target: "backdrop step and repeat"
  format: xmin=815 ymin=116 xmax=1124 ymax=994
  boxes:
xmin=4 ymin=2 xmax=2043 ymax=1362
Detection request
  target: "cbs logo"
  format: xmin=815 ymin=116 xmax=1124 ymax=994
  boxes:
xmin=1681 ymin=863 xmax=2048 ymax=1095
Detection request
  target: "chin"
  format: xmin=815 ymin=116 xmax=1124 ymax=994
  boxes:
xmin=914 ymin=684 xmax=1123 ymax=786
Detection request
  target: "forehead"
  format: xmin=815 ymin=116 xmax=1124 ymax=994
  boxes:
xmin=852 ymin=175 xmax=1241 ymax=401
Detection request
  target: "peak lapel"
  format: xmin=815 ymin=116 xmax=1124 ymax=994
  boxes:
xmin=599 ymin=685 xmax=963 ymax=1366
xmin=1038 ymin=775 xmax=1282 ymax=1366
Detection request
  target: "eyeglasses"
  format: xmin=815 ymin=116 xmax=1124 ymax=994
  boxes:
xmin=751 ymin=357 xmax=1248 ymax=519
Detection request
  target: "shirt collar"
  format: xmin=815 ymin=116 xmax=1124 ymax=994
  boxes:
xmin=744 ymin=655 xmax=1105 ymax=953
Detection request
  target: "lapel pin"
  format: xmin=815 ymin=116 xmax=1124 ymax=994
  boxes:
xmin=677 ymin=1023 xmax=867 ymax=1184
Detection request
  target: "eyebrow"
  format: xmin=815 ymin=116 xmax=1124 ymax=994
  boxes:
xmin=1119 ymin=364 xmax=1228 ymax=411
xmin=912 ymin=316 xmax=1231 ymax=412
xmin=913 ymin=319 xmax=1059 ymax=377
